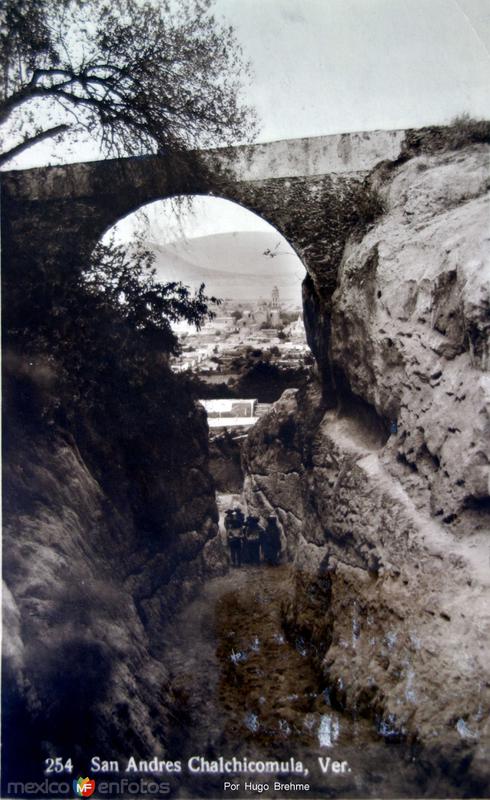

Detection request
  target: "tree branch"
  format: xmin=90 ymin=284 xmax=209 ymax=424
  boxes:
xmin=0 ymin=123 xmax=70 ymax=167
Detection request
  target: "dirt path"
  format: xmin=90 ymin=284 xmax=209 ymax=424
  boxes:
xmin=325 ymin=411 xmax=490 ymax=589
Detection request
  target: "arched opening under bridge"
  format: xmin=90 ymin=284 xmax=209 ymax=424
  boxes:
xmin=100 ymin=195 xmax=313 ymax=408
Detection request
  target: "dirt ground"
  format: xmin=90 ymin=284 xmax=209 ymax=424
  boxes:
xmin=160 ymin=563 xmax=466 ymax=799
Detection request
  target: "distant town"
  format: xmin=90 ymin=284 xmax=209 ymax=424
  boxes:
xmin=172 ymin=285 xmax=310 ymax=378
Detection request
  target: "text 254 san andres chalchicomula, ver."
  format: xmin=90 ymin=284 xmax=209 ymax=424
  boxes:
xmin=47 ymin=755 xmax=352 ymax=777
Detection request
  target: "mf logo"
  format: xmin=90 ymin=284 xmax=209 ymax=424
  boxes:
xmin=73 ymin=777 xmax=96 ymax=797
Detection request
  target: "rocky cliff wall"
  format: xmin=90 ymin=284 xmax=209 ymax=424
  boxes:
xmin=2 ymin=363 xmax=220 ymax=784
xmin=331 ymin=145 xmax=490 ymax=527
xmin=242 ymin=143 xmax=490 ymax=786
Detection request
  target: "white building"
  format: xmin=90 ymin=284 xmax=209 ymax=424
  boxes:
xmin=199 ymin=398 xmax=259 ymax=428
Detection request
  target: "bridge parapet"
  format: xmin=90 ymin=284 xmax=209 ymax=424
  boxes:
xmin=217 ymin=129 xmax=406 ymax=182
xmin=1 ymin=128 xmax=407 ymax=203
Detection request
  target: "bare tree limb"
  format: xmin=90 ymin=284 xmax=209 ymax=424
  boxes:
xmin=0 ymin=123 xmax=70 ymax=166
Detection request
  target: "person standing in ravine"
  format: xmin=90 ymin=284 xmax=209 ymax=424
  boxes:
xmin=243 ymin=516 xmax=262 ymax=565
xmin=264 ymin=516 xmax=282 ymax=566
xmin=227 ymin=508 xmax=244 ymax=567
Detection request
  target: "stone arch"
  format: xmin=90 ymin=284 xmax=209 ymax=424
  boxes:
xmin=2 ymin=153 xmax=311 ymax=278
xmin=98 ymin=193 xmax=308 ymax=318
xmin=2 ymin=131 xmax=407 ymax=389
xmin=2 ymin=127 xmax=406 ymax=283
xmin=96 ymin=186 xmax=307 ymax=273
xmin=1 ymin=159 xmax=351 ymax=399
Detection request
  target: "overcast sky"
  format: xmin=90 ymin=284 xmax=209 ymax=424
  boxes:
xmin=218 ymin=0 xmax=490 ymax=142
xmin=114 ymin=0 xmax=490 ymax=243
xmin=11 ymin=0 xmax=490 ymax=241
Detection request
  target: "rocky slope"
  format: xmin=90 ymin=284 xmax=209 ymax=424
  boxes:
xmin=208 ymin=430 xmax=244 ymax=493
xmin=243 ymin=143 xmax=490 ymax=787
xmin=2 ymin=362 xmax=220 ymax=785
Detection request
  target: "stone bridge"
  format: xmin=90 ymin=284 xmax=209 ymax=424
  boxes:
xmin=1 ymin=128 xmax=408 ymax=380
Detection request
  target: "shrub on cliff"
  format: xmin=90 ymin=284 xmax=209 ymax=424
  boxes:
xmin=401 ymin=114 xmax=490 ymax=158
xmin=349 ymin=183 xmax=387 ymax=228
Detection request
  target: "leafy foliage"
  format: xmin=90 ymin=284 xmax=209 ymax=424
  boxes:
xmin=8 ymin=239 xmax=217 ymax=423
xmin=234 ymin=359 xmax=308 ymax=403
xmin=81 ymin=240 xmax=215 ymax=354
xmin=4 ymin=238 xmax=221 ymax=537
xmin=0 ymin=0 xmax=257 ymax=166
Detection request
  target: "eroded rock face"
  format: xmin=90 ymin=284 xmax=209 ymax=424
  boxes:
xmin=331 ymin=145 xmax=490 ymax=528
xmin=243 ymin=143 xmax=490 ymax=782
xmin=2 ymin=368 xmax=219 ymax=783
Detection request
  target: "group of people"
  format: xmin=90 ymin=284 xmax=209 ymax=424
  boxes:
xmin=224 ymin=508 xmax=282 ymax=567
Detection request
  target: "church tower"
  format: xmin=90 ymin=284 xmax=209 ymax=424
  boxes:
xmin=270 ymin=286 xmax=281 ymax=327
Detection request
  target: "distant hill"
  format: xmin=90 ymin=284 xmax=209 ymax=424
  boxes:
xmin=145 ymin=231 xmax=305 ymax=303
